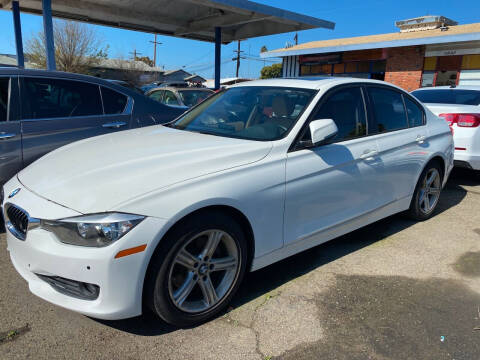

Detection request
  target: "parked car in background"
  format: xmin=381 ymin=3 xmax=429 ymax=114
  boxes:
xmin=0 ymin=68 xmax=186 ymax=187
xmin=412 ymin=86 xmax=480 ymax=170
xmin=141 ymin=81 xmax=161 ymax=93
xmin=146 ymin=86 xmax=214 ymax=108
xmin=2 ymin=78 xmax=453 ymax=327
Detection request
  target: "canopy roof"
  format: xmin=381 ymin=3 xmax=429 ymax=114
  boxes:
xmin=0 ymin=0 xmax=334 ymax=43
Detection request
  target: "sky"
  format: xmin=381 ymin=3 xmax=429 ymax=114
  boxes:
xmin=0 ymin=0 xmax=477 ymax=79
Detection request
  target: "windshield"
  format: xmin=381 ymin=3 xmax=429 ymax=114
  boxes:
xmin=172 ymin=86 xmax=316 ymax=141
xmin=412 ymin=89 xmax=480 ymax=106
xmin=178 ymin=90 xmax=213 ymax=107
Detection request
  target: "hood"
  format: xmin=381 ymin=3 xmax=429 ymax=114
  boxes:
xmin=18 ymin=126 xmax=272 ymax=214
xmin=424 ymin=103 xmax=480 ymax=116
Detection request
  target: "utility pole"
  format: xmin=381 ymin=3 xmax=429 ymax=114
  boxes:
xmin=129 ymin=49 xmax=142 ymax=60
xmin=150 ymin=34 xmax=162 ymax=67
xmin=232 ymin=40 xmax=245 ymax=78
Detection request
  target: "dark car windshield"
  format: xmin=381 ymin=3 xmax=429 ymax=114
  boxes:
xmin=178 ymin=90 xmax=213 ymax=107
xmin=412 ymin=89 xmax=480 ymax=105
xmin=171 ymin=86 xmax=316 ymax=141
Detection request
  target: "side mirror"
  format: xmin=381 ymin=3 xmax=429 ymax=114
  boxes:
xmin=309 ymin=119 xmax=338 ymax=145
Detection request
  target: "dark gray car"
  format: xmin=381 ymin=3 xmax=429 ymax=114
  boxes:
xmin=0 ymin=68 xmax=187 ymax=186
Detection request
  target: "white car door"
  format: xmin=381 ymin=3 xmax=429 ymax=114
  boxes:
xmin=365 ymin=85 xmax=429 ymax=203
xmin=284 ymin=85 xmax=389 ymax=247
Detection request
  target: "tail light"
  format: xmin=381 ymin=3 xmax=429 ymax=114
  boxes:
xmin=439 ymin=113 xmax=480 ymax=127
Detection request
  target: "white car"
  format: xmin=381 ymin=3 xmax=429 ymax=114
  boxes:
xmin=2 ymin=78 xmax=453 ymax=327
xmin=412 ymin=86 xmax=480 ymax=170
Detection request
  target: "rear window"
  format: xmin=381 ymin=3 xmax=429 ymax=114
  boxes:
xmin=412 ymin=89 xmax=480 ymax=106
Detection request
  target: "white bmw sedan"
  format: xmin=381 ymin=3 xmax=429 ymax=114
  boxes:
xmin=2 ymin=78 xmax=453 ymax=327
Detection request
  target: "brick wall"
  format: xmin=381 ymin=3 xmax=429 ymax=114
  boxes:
xmin=384 ymin=46 xmax=425 ymax=92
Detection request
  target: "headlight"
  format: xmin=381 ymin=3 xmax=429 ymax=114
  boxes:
xmin=41 ymin=213 xmax=144 ymax=247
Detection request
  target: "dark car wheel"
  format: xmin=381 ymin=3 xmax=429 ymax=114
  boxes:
xmin=145 ymin=211 xmax=248 ymax=327
xmin=408 ymin=162 xmax=443 ymax=221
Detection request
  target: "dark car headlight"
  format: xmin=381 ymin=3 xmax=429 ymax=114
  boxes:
xmin=41 ymin=213 xmax=144 ymax=247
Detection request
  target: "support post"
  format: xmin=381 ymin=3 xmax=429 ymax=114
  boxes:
xmin=42 ymin=0 xmax=56 ymax=70
xmin=12 ymin=1 xmax=24 ymax=68
xmin=214 ymin=27 xmax=221 ymax=90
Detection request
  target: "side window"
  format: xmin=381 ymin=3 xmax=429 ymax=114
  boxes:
xmin=367 ymin=87 xmax=408 ymax=133
xmin=404 ymin=96 xmax=424 ymax=127
xmin=23 ymin=78 xmax=102 ymax=119
xmin=101 ymin=87 xmax=128 ymax=114
xmin=0 ymin=77 xmax=9 ymax=122
xmin=163 ymin=90 xmax=180 ymax=106
xmin=310 ymin=86 xmax=367 ymax=142
xmin=148 ymin=90 xmax=163 ymax=102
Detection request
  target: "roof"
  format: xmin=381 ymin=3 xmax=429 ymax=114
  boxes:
xmin=0 ymin=0 xmax=334 ymax=44
xmin=412 ymin=85 xmax=480 ymax=91
xmin=0 ymin=54 xmax=35 ymax=68
xmin=163 ymin=69 xmax=190 ymax=76
xmin=229 ymin=77 xmax=397 ymax=90
xmin=185 ymin=74 xmax=207 ymax=82
xmin=92 ymin=58 xmax=164 ymax=72
xmin=262 ymin=22 xmax=480 ymax=58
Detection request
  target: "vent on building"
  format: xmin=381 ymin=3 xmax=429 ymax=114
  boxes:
xmin=395 ymin=16 xmax=457 ymax=33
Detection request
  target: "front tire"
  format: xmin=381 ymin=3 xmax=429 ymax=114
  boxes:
xmin=408 ymin=163 xmax=443 ymax=221
xmin=144 ymin=211 xmax=248 ymax=327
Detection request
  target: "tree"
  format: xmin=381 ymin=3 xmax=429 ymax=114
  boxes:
xmin=135 ymin=56 xmax=154 ymax=67
xmin=260 ymin=45 xmax=268 ymax=53
xmin=26 ymin=20 xmax=108 ymax=74
xmin=260 ymin=63 xmax=282 ymax=79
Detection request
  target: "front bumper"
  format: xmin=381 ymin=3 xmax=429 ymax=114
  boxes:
xmin=2 ymin=177 xmax=168 ymax=320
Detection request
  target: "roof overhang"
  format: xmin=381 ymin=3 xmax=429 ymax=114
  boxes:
xmin=261 ymin=31 xmax=480 ymax=58
xmin=0 ymin=0 xmax=334 ymax=44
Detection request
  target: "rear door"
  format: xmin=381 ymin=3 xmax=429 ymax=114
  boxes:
xmin=20 ymin=77 xmax=131 ymax=168
xmin=365 ymin=85 xmax=429 ymax=203
xmin=0 ymin=75 xmax=22 ymax=185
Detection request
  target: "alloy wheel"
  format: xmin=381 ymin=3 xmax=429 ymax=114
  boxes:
xmin=418 ymin=168 xmax=441 ymax=215
xmin=167 ymin=229 xmax=240 ymax=313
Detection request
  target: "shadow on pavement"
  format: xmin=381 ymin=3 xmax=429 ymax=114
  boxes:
xmin=99 ymin=172 xmax=468 ymax=335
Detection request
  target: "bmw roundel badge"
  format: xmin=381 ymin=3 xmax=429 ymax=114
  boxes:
xmin=8 ymin=188 xmax=21 ymax=198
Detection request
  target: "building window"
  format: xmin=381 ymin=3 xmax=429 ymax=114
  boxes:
xmin=421 ymin=71 xmax=435 ymax=87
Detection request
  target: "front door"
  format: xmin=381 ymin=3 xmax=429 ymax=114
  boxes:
xmin=0 ymin=75 xmax=22 ymax=185
xmin=284 ymin=85 xmax=387 ymax=246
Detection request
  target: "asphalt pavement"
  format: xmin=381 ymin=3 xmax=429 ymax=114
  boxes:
xmin=1 ymin=169 xmax=479 ymax=359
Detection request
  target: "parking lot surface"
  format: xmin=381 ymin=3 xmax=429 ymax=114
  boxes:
xmin=1 ymin=169 xmax=479 ymax=359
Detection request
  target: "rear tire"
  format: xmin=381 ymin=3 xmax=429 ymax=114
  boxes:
xmin=408 ymin=162 xmax=443 ymax=221
xmin=144 ymin=211 xmax=248 ymax=327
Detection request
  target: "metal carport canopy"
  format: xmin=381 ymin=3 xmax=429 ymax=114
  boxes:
xmin=0 ymin=0 xmax=334 ymax=43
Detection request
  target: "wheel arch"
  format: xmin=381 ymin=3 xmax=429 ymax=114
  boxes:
xmin=141 ymin=203 xmax=256 ymax=306
xmin=422 ymin=154 xmax=447 ymax=183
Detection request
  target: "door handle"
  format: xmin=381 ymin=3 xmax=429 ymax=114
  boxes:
xmin=0 ymin=133 xmax=16 ymax=140
xmin=360 ymin=149 xmax=378 ymax=160
xmin=416 ymin=135 xmax=426 ymax=144
xmin=102 ymin=121 xmax=127 ymax=129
